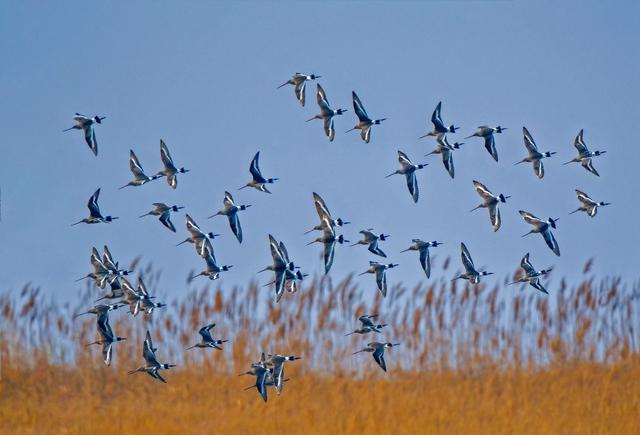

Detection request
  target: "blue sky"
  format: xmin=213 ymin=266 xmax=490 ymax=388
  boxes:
xmin=1 ymin=1 xmax=638 ymax=301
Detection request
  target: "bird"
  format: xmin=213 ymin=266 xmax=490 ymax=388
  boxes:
xmin=155 ymin=139 xmax=190 ymax=189
xmin=176 ymin=214 xmax=220 ymax=257
xmin=137 ymin=277 xmax=167 ymax=315
xmin=470 ymin=180 xmax=510 ymax=232
xmin=400 ymin=239 xmax=442 ymax=278
xmin=351 ymin=229 xmax=390 ymax=257
xmin=278 ymin=72 xmax=320 ymax=106
xmin=191 ymin=246 xmax=233 ymax=281
xmin=306 ymin=221 xmax=349 ymax=274
xmin=118 ymin=277 xmax=145 ymax=316
xmin=265 ymin=354 xmax=301 ymax=395
xmin=73 ymin=303 xmax=121 ymax=320
xmin=63 ymin=113 xmax=105 ymax=156
xmin=570 ymin=190 xmax=611 ymax=217
xmin=419 ymin=101 xmax=459 ymax=139
xmin=239 ymin=151 xmax=278 ymax=193
xmin=101 ymin=245 xmax=133 ymax=283
xmin=509 ymin=253 xmax=552 ymax=294
xmin=306 ymin=83 xmax=348 ymax=141
xmin=259 ymin=235 xmax=298 ymax=302
xmin=514 ymin=127 xmax=556 ymax=179
xmin=305 ymin=192 xmax=350 ymax=234
xmin=563 ymin=129 xmax=606 ymax=176
xmin=386 ymin=150 xmax=427 ymax=203
xmin=75 ymin=246 xmax=115 ymax=288
xmin=241 ymin=360 xmax=272 ymax=402
xmin=128 ymin=330 xmax=176 ymax=383
xmin=346 ymin=91 xmax=386 ymax=143
xmin=345 ymin=314 xmax=388 ymax=336
xmin=208 ymin=191 xmax=250 ymax=243
xmin=72 ymin=188 xmax=118 ymax=225
xmin=425 ymin=135 xmax=463 ymax=179
xmin=465 ymin=126 xmax=506 ymax=162
xmin=353 ymin=342 xmax=400 ymax=372
xmin=119 ymin=149 xmax=162 ymax=189
xmin=358 ymin=261 xmax=398 ymax=298
xmin=453 ymin=242 xmax=493 ymax=284
xmin=519 ymin=210 xmax=561 ymax=256
xmin=185 ymin=323 xmax=229 ymax=350
xmin=139 ymin=203 xmax=184 ymax=232
xmin=86 ymin=309 xmax=126 ymax=366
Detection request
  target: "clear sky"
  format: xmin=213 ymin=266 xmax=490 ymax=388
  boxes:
xmin=1 ymin=1 xmax=638 ymax=301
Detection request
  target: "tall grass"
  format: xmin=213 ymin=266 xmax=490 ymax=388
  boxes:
xmin=1 ymin=260 xmax=638 ymax=433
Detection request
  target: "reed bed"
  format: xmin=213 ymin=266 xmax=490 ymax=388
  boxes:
xmin=1 ymin=260 xmax=638 ymax=434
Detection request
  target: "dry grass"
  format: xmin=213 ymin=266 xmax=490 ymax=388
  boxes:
xmin=1 ymin=261 xmax=639 ymax=434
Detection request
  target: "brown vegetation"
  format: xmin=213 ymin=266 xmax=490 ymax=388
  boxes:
xmin=0 ymin=261 xmax=638 ymax=434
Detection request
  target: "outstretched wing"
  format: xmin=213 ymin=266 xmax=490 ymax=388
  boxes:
xmin=160 ymin=139 xmax=174 ymax=168
xmin=159 ymin=211 xmax=176 ymax=232
xmin=484 ymin=134 xmax=499 ymax=161
xmin=520 ymin=253 xmax=536 ymax=275
xmin=576 ymin=190 xmax=596 ymax=206
xmin=442 ymin=147 xmax=455 ymax=179
xmin=324 ymin=117 xmax=335 ymax=142
xmin=294 ymin=80 xmax=306 ymax=106
xmin=372 ymin=348 xmax=387 ymax=372
xmin=460 ymin=242 xmax=475 ymax=272
xmin=431 ymin=101 xmax=446 ymax=132
xmin=352 ymin=91 xmax=370 ymax=123
xmin=406 ymin=172 xmax=419 ymax=203
xmin=489 ymin=204 xmax=501 ymax=232
xmin=573 ymin=129 xmax=589 ymax=155
xmin=581 ymin=158 xmax=600 ymax=176
xmin=542 ymin=230 xmax=560 ymax=256
xmin=533 ymin=159 xmax=544 ymax=179
xmin=473 ymin=180 xmax=494 ymax=201
xmin=522 ymin=127 xmax=538 ymax=153
xmin=249 ymin=152 xmax=266 ymax=183
xmin=129 ymin=150 xmax=145 ymax=177
xmin=419 ymin=247 xmax=431 ymax=278
xmin=87 ymin=188 xmax=102 ymax=218
xmin=519 ymin=210 xmax=542 ymax=225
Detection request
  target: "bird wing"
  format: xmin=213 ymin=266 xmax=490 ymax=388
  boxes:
xmin=484 ymin=134 xmax=499 ymax=161
xmin=573 ymin=129 xmax=589 ymax=155
xmin=581 ymin=158 xmax=600 ymax=176
xmin=519 ymin=210 xmax=542 ymax=225
xmin=102 ymin=342 xmax=113 ymax=366
xmin=522 ymin=127 xmax=539 ymax=153
xmin=87 ymin=188 xmax=102 ymax=218
xmin=316 ymin=83 xmax=331 ymax=112
xmin=473 ymin=180 xmax=494 ymax=202
xmin=274 ymin=269 xmax=286 ymax=303
xmin=542 ymin=230 xmax=560 ymax=256
xmin=361 ymin=125 xmax=372 ymax=143
xmin=160 ymin=139 xmax=174 ymax=167
xmin=576 ymin=190 xmax=597 ymax=206
xmin=533 ymin=159 xmax=544 ymax=179
xmin=419 ymin=247 xmax=431 ymax=278
xmin=269 ymin=235 xmax=286 ymax=268
xmin=521 ymin=253 xmax=536 ymax=275
xmin=129 ymin=150 xmax=146 ymax=178
xmin=323 ymin=238 xmax=336 ymax=274
xmin=249 ymin=152 xmax=266 ymax=183
xmin=324 ymin=117 xmax=335 ymax=142
xmin=294 ymin=80 xmax=306 ymax=106
xmin=256 ymin=369 xmax=269 ymax=401
xmin=489 ymin=204 xmax=501 ymax=232
xmin=312 ymin=192 xmax=332 ymax=220
xmin=373 ymin=348 xmax=387 ymax=372
xmin=431 ymin=101 xmax=446 ymax=132
xmin=406 ymin=172 xmax=419 ymax=203
xmin=375 ymin=268 xmax=387 ymax=297
xmin=460 ymin=243 xmax=475 ymax=272
xmin=397 ymin=150 xmax=413 ymax=168
xmin=352 ymin=91 xmax=370 ymax=122
xmin=199 ymin=324 xmax=214 ymax=341
xmin=442 ymin=147 xmax=455 ymax=178
xmin=159 ymin=211 xmax=176 ymax=232
xmin=223 ymin=191 xmax=235 ymax=207
xmin=143 ymin=331 xmax=160 ymax=366
xmin=103 ymin=245 xmax=118 ymax=270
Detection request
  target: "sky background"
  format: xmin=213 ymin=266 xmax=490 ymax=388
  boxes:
xmin=0 ymin=1 xmax=638 ymax=302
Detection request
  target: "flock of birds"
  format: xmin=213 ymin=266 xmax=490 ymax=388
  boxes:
xmin=66 ymin=72 xmax=610 ymax=401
